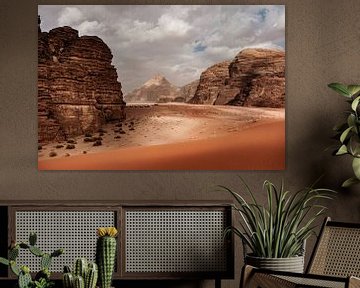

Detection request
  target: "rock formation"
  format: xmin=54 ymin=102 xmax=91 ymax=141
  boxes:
xmin=38 ymin=21 xmax=125 ymax=143
xmin=176 ymin=80 xmax=200 ymax=102
xmin=125 ymin=74 xmax=180 ymax=103
xmin=188 ymin=61 xmax=230 ymax=105
xmin=188 ymin=48 xmax=285 ymax=108
xmin=216 ymin=48 xmax=285 ymax=107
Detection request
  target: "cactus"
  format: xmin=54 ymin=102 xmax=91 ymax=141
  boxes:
xmin=10 ymin=260 xmax=20 ymax=276
xmin=41 ymin=253 xmax=52 ymax=270
xmin=74 ymin=258 xmax=88 ymax=279
xmin=63 ymin=272 xmax=74 ymax=288
xmin=96 ymin=227 xmax=118 ymax=288
xmin=0 ymin=232 xmax=63 ymax=288
xmin=29 ymin=245 xmax=44 ymax=257
xmin=9 ymin=246 xmax=19 ymax=260
xmin=19 ymin=243 xmax=30 ymax=249
xmin=63 ymin=260 xmax=98 ymax=288
xmin=64 ymin=265 xmax=72 ymax=273
xmin=74 ymin=275 xmax=85 ymax=288
xmin=18 ymin=269 xmax=32 ymax=288
xmin=85 ymin=263 xmax=98 ymax=288
xmin=51 ymin=248 xmax=64 ymax=257
xmin=29 ymin=232 xmax=37 ymax=246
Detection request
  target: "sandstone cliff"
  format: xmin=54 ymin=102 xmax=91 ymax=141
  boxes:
xmin=38 ymin=22 xmax=125 ymax=143
xmin=176 ymin=80 xmax=200 ymax=102
xmin=216 ymin=48 xmax=285 ymax=107
xmin=125 ymin=74 xmax=180 ymax=103
xmin=188 ymin=48 xmax=285 ymax=108
xmin=188 ymin=61 xmax=230 ymax=105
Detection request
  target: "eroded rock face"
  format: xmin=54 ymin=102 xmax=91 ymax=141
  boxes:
xmin=188 ymin=61 xmax=230 ymax=105
xmin=38 ymin=25 xmax=125 ymax=143
xmin=176 ymin=80 xmax=199 ymax=103
xmin=215 ymin=48 xmax=285 ymax=107
xmin=188 ymin=48 xmax=285 ymax=108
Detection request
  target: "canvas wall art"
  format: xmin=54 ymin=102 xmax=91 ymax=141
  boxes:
xmin=37 ymin=5 xmax=285 ymax=170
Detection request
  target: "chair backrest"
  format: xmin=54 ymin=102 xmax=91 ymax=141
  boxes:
xmin=307 ymin=217 xmax=360 ymax=277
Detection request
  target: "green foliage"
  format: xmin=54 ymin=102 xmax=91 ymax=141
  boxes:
xmin=329 ymin=82 xmax=360 ymax=187
xmin=0 ymin=232 xmax=64 ymax=288
xmin=0 ymin=257 xmax=9 ymax=266
xmin=32 ymin=278 xmax=54 ymax=288
xmin=222 ymin=178 xmax=335 ymax=258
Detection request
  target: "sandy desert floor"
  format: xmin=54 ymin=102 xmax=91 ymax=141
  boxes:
xmin=38 ymin=103 xmax=285 ymax=170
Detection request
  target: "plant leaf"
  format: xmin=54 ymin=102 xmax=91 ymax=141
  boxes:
xmin=328 ymin=83 xmax=351 ymax=97
xmin=340 ymin=126 xmax=353 ymax=143
xmin=336 ymin=145 xmax=348 ymax=155
xmin=222 ymin=179 xmax=335 ymax=258
xmin=349 ymin=135 xmax=360 ymax=157
xmin=0 ymin=257 xmax=9 ymax=266
xmin=347 ymin=114 xmax=356 ymax=128
xmin=352 ymin=96 xmax=360 ymax=111
xmin=342 ymin=177 xmax=360 ymax=188
xmin=352 ymin=157 xmax=360 ymax=179
xmin=347 ymin=85 xmax=360 ymax=97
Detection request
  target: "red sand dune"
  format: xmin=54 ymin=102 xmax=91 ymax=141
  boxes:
xmin=38 ymin=121 xmax=285 ymax=170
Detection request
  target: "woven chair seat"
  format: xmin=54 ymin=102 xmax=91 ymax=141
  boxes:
xmin=241 ymin=218 xmax=360 ymax=288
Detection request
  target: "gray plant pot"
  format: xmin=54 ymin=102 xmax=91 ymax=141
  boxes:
xmin=245 ymin=254 xmax=305 ymax=273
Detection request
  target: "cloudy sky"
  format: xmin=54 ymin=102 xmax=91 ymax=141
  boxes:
xmin=38 ymin=5 xmax=285 ymax=93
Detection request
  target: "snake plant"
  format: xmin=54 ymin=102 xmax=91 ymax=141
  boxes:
xmin=222 ymin=179 xmax=335 ymax=258
xmin=328 ymin=83 xmax=360 ymax=187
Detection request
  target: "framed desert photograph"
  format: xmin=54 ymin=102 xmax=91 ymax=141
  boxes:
xmin=37 ymin=5 xmax=285 ymax=170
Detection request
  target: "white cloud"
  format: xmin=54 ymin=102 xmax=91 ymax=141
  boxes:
xmin=158 ymin=14 xmax=191 ymax=36
xmin=57 ymin=7 xmax=84 ymax=27
xmin=76 ymin=20 xmax=106 ymax=35
xmin=38 ymin=5 xmax=285 ymax=93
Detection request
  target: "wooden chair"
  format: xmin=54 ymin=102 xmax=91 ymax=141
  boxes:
xmin=241 ymin=217 xmax=360 ymax=288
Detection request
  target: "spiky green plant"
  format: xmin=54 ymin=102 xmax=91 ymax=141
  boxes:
xmin=74 ymin=258 xmax=88 ymax=280
xmin=85 ymin=262 xmax=98 ymax=288
xmin=222 ymin=179 xmax=335 ymax=258
xmin=0 ymin=232 xmax=63 ymax=288
xmin=62 ymin=260 xmax=98 ymax=288
xmin=73 ymin=275 xmax=85 ymax=288
xmin=96 ymin=227 xmax=118 ymax=288
xmin=328 ymin=83 xmax=360 ymax=187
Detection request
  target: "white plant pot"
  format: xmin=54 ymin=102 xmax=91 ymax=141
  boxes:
xmin=245 ymin=254 xmax=305 ymax=273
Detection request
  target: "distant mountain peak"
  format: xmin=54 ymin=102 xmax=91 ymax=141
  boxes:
xmin=143 ymin=73 xmax=168 ymax=87
xmin=125 ymin=74 xmax=198 ymax=104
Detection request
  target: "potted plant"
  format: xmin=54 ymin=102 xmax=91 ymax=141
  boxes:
xmin=221 ymin=179 xmax=334 ymax=273
xmin=328 ymin=83 xmax=360 ymax=187
xmin=0 ymin=232 xmax=63 ymax=288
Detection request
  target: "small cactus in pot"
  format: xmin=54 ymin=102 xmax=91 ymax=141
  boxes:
xmin=96 ymin=227 xmax=118 ymax=288
xmin=62 ymin=259 xmax=98 ymax=288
